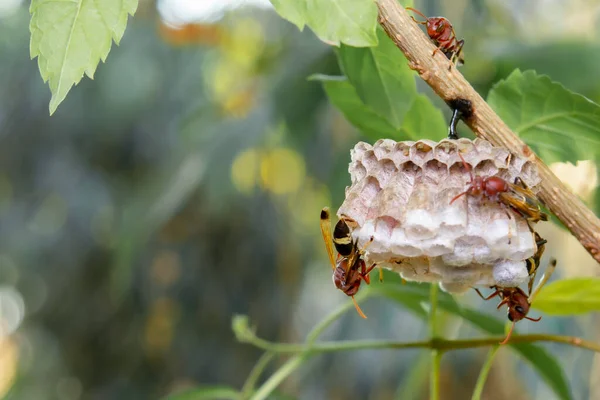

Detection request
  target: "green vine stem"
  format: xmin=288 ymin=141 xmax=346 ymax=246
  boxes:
xmin=244 ymin=292 xmax=370 ymax=399
xmin=471 ymin=346 xmax=500 ymax=400
xmin=429 ymin=284 xmax=440 ymax=400
xmin=250 ymin=355 xmax=306 ymax=400
xmin=237 ymin=329 xmax=600 ymax=354
xmin=241 ymin=352 xmax=275 ymax=398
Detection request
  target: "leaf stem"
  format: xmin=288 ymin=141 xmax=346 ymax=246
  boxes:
xmin=429 ymin=284 xmax=441 ymax=400
xmin=430 ymin=350 xmax=441 ymax=400
xmin=471 ymin=346 xmax=500 ymax=400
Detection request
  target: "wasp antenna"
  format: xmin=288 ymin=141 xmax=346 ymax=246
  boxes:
xmin=457 ymin=151 xmax=474 ymax=181
xmin=406 ymin=7 xmax=427 ymax=21
xmin=352 ymin=296 xmax=367 ymax=319
xmin=500 ymin=321 xmax=516 ymax=345
xmin=525 ymin=315 xmax=542 ymax=322
xmin=449 ymin=190 xmax=468 ymax=205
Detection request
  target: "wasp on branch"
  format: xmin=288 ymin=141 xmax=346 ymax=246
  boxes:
xmin=406 ymin=7 xmax=465 ymax=70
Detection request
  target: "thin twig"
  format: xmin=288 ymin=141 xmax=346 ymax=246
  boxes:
xmin=240 ymin=333 xmax=600 ymax=354
xmin=375 ymin=0 xmax=600 ymax=263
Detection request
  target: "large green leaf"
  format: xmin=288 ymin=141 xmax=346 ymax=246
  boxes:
xmin=371 ymin=284 xmax=572 ymax=400
xmin=336 ymin=29 xmax=446 ymax=137
xmin=533 ymin=277 xmax=600 ymax=315
xmin=30 ymin=0 xmax=138 ymax=115
xmin=269 ymin=0 xmax=378 ymax=47
xmin=310 ymin=74 xmax=403 ymax=140
xmin=401 ymin=96 xmax=447 ymax=140
xmin=487 ymin=69 xmax=600 ymax=164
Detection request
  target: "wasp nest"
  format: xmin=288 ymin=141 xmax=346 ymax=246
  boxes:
xmin=337 ymin=138 xmax=543 ymax=294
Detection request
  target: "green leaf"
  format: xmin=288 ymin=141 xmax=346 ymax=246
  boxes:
xmin=164 ymin=386 xmax=240 ymax=400
xmin=338 ymin=29 xmax=416 ymax=128
xmin=401 ymin=96 xmax=447 ymax=140
xmin=533 ymin=277 xmax=600 ymax=315
xmin=310 ymin=74 xmax=403 ymax=140
xmin=269 ymin=0 xmax=378 ymax=47
xmin=487 ymin=69 xmax=600 ymax=164
xmin=371 ymin=284 xmax=572 ymax=400
xmin=30 ymin=0 xmax=138 ymax=115
xmin=269 ymin=0 xmax=306 ymax=30
xmin=337 ymin=29 xmax=446 ymax=137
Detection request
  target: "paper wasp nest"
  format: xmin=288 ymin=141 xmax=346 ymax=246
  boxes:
xmin=338 ymin=138 xmax=543 ymax=294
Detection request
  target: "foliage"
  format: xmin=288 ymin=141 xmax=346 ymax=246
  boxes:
xmin=487 ymin=69 xmax=600 ymax=164
xmin=21 ymin=0 xmax=600 ymax=400
xmin=30 ymin=0 xmax=138 ymax=114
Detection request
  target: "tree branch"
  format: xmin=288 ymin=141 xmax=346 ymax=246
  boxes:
xmin=375 ymin=0 xmax=600 ymax=263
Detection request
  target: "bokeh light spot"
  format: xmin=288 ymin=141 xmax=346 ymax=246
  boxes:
xmin=231 ymin=148 xmax=260 ymax=194
xmin=260 ymin=148 xmax=306 ymax=195
xmin=0 ymin=286 xmax=25 ymax=338
xmin=0 ymin=336 xmax=18 ymax=398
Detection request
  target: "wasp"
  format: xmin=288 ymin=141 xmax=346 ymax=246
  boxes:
xmin=406 ymin=7 xmax=465 ymax=70
xmin=498 ymin=177 xmax=549 ymax=224
xmin=320 ymin=207 xmax=378 ymax=318
xmin=475 ymin=259 xmax=556 ymax=344
xmin=450 ymin=152 xmax=549 ymax=224
xmin=526 ymin=231 xmax=547 ymax=295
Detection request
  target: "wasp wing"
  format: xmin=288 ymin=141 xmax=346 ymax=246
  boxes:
xmin=320 ymin=208 xmax=337 ymax=271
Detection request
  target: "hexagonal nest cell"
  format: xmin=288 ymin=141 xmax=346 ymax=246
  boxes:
xmin=337 ymin=138 xmax=544 ymax=294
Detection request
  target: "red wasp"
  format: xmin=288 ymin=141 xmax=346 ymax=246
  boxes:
xmin=406 ymin=7 xmax=465 ymax=69
xmin=475 ymin=259 xmax=556 ymax=344
xmin=450 ymin=152 xmax=548 ymax=224
xmin=320 ymin=207 xmax=378 ymax=318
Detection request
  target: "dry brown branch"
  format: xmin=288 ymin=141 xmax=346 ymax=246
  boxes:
xmin=375 ymin=0 xmax=600 ymax=263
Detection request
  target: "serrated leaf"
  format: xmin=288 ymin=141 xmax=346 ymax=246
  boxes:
xmin=533 ymin=277 xmax=600 ymax=315
xmin=30 ymin=0 xmax=138 ymax=115
xmin=487 ymin=69 xmax=600 ymax=164
xmin=164 ymin=386 xmax=240 ymax=400
xmin=310 ymin=74 xmax=404 ymax=140
xmin=269 ymin=0 xmax=378 ymax=47
xmin=371 ymin=284 xmax=572 ymax=400
xmin=336 ymin=29 xmax=446 ymax=137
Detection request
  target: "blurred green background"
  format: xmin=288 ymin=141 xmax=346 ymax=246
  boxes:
xmin=0 ymin=0 xmax=599 ymax=399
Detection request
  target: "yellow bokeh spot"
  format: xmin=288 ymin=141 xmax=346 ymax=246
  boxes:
xmin=0 ymin=336 xmax=18 ymax=398
xmin=144 ymin=297 xmax=180 ymax=357
xmin=260 ymin=148 xmax=306 ymax=195
xmin=231 ymin=148 xmax=260 ymax=194
xmin=222 ymin=18 xmax=265 ymax=69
